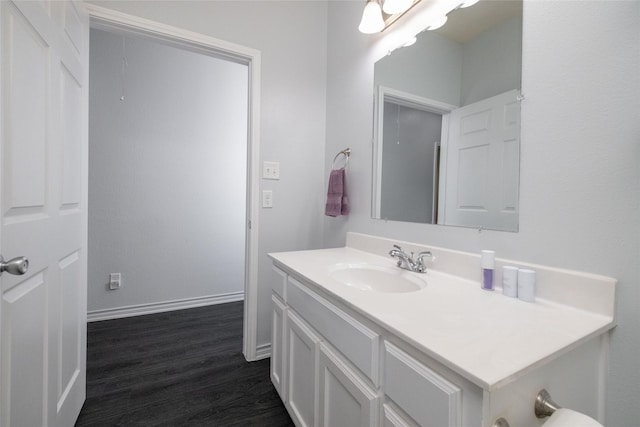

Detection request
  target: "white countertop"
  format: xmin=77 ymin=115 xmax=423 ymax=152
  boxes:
xmin=269 ymin=246 xmax=616 ymax=391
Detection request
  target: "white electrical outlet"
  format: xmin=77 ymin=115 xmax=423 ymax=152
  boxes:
xmin=263 ymin=161 xmax=280 ymax=180
xmin=109 ymin=273 xmax=121 ymax=290
xmin=262 ymin=190 xmax=273 ymax=208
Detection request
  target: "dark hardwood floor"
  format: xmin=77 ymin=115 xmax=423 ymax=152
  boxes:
xmin=75 ymin=301 xmax=293 ymax=426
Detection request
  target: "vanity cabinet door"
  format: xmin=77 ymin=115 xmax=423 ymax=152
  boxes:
xmin=383 ymin=403 xmax=419 ymax=427
xmin=384 ymin=342 xmax=462 ymax=427
xmin=271 ymin=294 xmax=287 ymax=400
xmin=272 ymin=265 xmax=287 ymax=301
xmin=318 ymin=344 xmax=378 ymax=427
xmin=286 ymin=310 xmax=320 ymax=427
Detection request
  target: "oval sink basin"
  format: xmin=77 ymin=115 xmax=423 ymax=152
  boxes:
xmin=329 ymin=263 xmax=426 ymax=293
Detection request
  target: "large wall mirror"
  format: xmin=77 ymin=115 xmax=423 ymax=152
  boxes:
xmin=372 ymin=0 xmax=523 ymax=231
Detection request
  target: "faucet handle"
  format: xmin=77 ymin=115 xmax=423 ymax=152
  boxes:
xmin=414 ymin=251 xmax=434 ymax=273
xmin=389 ymin=244 xmax=403 ymax=260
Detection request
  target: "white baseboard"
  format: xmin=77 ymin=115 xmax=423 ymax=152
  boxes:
xmin=87 ymin=292 xmax=244 ymax=322
xmin=254 ymin=343 xmax=271 ymax=361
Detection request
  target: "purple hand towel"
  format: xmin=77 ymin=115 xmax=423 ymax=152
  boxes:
xmin=325 ymin=168 xmax=349 ymax=217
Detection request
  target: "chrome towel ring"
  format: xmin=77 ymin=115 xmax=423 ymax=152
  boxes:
xmin=332 ymin=148 xmax=351 ymax=169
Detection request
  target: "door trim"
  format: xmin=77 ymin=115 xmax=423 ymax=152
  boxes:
xmin=372 ymin=85 xmax=456 ymax=222
xmin=83 ymin=4 xmax=262 ymax=361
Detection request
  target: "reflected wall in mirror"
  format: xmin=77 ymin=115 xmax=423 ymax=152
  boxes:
xmin=372 ymin=0 xmax=522 ymax=231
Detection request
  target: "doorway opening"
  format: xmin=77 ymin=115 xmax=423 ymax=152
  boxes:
xmin=86 ymin=6 xmax=261 ymax=360
xmin=373 ymin=85 xmax=455 ymax=225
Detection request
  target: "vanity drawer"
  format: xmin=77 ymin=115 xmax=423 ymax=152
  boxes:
xmin=272 ymin=265 xmax=287 ymax=301
xmin=287 ymin=276 xmax=380 ymax=385
xmin=384 ymin=341 xmax=461 ymax=427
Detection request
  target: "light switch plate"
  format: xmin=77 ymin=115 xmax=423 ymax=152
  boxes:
xmin=263 ymin=161 xmax=280 ymax=180
xmin=109 ymin=273 xmax=121 ymax=290
xmin=262 ymin=190 xmax=273 ymax=208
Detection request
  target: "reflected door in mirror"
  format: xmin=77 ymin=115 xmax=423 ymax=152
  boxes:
xmin=441 ymin=89 xmax=520 ymax=231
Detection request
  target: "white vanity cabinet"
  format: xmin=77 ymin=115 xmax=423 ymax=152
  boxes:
xmin=270 ymin=266 xmax=288 ymax=400
xmin=270 ymin=265 xmax=474 ymax=427
xmin=270 ymin=294 xmax=286 ymax=399
xmin=269 ymin=236 xmax=616 ymax=427
xmin=318 ymin=343 xmax=378 ymax=427
xmin=286 ymin=309 xmax=320 ymax=427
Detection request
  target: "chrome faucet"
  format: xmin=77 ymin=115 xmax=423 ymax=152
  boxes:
xmin=388 ymin=245 xmax=433 ymax=273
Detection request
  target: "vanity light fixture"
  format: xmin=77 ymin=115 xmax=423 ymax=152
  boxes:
xmin=359 ymin=0 xmax=473 ymax=37
xmin=382 ymin=0 xmax=413 ymax=15
xmin=359 ymin=0 xmax=421 ymax=34
xmin=358 ymin=0 xmax=385 ymax=34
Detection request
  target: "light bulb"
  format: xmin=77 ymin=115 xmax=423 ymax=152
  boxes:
xmin=358 ymin=0 xmax=385 ymax=34
xmin=382 ymin=0 xmax=413 ymax=15
xmin=402 ymin=36 xmax=417 ymax=47
xmin=427 ymin=15 xmax=448 ymax=31
xmin=460 ymin=0 xmax=480 ymax=8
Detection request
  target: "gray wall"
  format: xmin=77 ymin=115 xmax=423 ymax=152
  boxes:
xmin=324 ymin=1 xmax=639 ymax=426
xmin=374 ymin=31 xmax=462 ymax=106
xmin=88 ymin=29 xmax=248 ymax=311
xmin=461 ymin=15 xmax=523 ymax=106
xmin=374 ymin=14 xmax=522 ymax=107
xmin=87 ymin=0 xmax=329 ymax=346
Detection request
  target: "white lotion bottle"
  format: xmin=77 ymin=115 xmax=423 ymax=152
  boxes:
xmin=518 ymin=269 xmax=536 ymax=302
xmin=502 ymin=266 xmax=519 ymax=298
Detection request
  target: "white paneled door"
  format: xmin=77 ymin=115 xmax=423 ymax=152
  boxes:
xmin=442 ymin=89 xmax=520 ymax=231
xmin=0 ymin=1 xmax=88 ymax=426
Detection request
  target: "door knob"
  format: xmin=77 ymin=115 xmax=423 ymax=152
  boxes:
xmin=0 ymin=255 xmax=29 ymax=276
